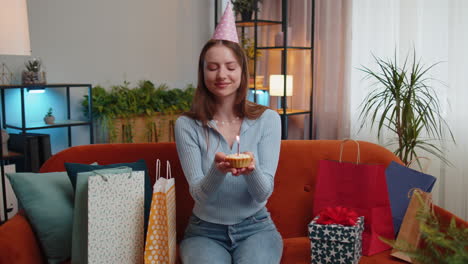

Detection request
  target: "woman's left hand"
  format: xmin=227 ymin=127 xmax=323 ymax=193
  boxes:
xmin=233 ymin=152 xmax=255 ymax=176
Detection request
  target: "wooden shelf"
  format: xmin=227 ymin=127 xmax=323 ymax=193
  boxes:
xmin=236 ymin=20 xmax=282 ymax=27
xmin=6 ymin=120 xmax=92 ymax=131
xmin=276 ymin=109 xmax=311 ymax=116
xmin=2 ymin=151 xmax=22 ymax=159
xmin=256 ymin=46 xmax=313 ymax=51
xmin=0 ymin=83 xmax=92 ymax=89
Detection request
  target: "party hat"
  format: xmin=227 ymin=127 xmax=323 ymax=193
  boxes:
xmin=212 ymin=2 xmax=239 ymax=43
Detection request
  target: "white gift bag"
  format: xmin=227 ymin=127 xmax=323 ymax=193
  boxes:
xmin=88 ymin=169 xmax=145 ymax=264
xmin=144 ymin=160 xmax=176 ymax=264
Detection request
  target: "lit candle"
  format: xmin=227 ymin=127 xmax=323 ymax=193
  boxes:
xmin=236 ymin=135 xmax=240 ymax=156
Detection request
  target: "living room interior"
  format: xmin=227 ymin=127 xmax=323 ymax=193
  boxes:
xmin=0 ymin=0 xmax=467 ymax=263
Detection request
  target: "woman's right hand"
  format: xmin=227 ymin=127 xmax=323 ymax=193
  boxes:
xmin=215 ymin=152 xmax=238 ymax=175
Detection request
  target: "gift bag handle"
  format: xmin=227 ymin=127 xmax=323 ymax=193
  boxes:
xmin=156 ymin=159 xmax=161 ymax=180
xmin=93 ymin=166 xmax=133 ymax=182
xmin=166 ymin=160 xmax=172 ymax=179
xmin=407 ymin=157 xmax=431 ymax=173
xmin=408 ymin=188 xmax=434 ymax=212
xmin=339 ymin=139 xmax=361 ymax=164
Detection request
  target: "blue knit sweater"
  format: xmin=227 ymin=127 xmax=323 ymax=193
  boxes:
xmin=174 ymin=109 xmax=281 ymax=225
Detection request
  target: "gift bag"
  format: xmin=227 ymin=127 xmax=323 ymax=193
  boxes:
xmin=313 ymin=139 xmax=395 ymax=256
xmin=88 ymin=169 xmax=145 ymax=264
xmin=391 ymin=189 xmax=432 ymax=262
xmin=144 ymin=160 xmax=176 ymax=264
xmin=385 ymin=158 xmax=436 ymax=235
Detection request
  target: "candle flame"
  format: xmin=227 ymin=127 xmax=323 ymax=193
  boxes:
xmin=236 ymin=135 xmax=240 ymax=142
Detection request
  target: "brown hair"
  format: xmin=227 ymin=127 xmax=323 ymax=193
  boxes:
xmin=184 ymin=39 xmax=268 ymax=125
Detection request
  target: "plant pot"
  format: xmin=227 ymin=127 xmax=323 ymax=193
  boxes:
xmin=241 ymin=11 xmax=253 ymax=21
xmin=44 ymin=116 xmax=55 ymax=125
xmin=22 ymin=71 xmax=47 ymax=85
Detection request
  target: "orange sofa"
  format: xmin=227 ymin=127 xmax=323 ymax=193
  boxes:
xmin=0 ymin=140 xmax=464 ymax=263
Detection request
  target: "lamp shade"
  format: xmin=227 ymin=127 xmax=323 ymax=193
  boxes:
xmin=269 ymin=75 xmax=293 ymax=96
xmin=0 ymin=0 xmax=31 ymax=55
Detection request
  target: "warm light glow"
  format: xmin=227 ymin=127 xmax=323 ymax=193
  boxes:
xmin=28 ymin=89 xmax=45 ymax=94
xmin=269 ymin=75 xmax=293 ymax=96
xmin=0 ymin=0 xmax=31 ymax=55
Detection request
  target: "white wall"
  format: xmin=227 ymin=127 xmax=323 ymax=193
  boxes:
xmin=1 ymin=0 xmax=214 ymax=153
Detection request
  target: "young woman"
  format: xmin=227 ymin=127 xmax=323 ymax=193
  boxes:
xmin=174 ymin=38 xmax=283 ymax=264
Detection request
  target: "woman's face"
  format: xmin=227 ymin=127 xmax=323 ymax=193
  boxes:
xmin=203 ymin=45 xmax=242 ymax=102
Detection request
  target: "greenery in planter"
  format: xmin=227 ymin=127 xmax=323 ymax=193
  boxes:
xmin=241 ymin=36 xmax=262 ymax=76
xmin=82 ymin=80 xmax=195 ymax=143
xmin=45 ymin=107 xmax=53 ymax=117
xmin=25 ymin=58 xmax=42 ymax=72
xmin=381 ymin=191 xmax=468 ymax=264
xmin=23 ymin=58 xmax=46 ymax=85
xmin=241 ymin=36 xmax=262 ymax=61
xmin=231 ymin=0 xmax=262 ymax=20
xmin=358 ymin=51 xmax=454 ymax=166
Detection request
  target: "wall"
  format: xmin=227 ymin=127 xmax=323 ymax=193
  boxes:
xmin=1 ymin=0 xmax=213 ymax=154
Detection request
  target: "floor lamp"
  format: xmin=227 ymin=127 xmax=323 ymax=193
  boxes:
xmin=0 ymin=0 xmax=31 ymax=222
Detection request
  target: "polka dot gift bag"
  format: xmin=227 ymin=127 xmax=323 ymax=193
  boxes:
xmin=87 ymin=168 xmax=145 ymax=264
xmin=144 ymin=159 xmax=176 ymax=264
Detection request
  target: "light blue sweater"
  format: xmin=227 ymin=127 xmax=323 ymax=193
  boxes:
xmin=174 ymin=109 xmax=281 ymax=225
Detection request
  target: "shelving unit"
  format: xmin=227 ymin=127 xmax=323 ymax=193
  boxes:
xmin=0 ymin=83 xmax=94 ymax=223
xmin=215 ymin=0 xmax=314 ymax=139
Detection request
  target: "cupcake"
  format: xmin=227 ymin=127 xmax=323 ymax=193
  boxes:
xmin=225 ymin=153 xmax=252 ymax=168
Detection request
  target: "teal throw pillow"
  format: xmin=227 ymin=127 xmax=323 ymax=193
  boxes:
xmin=6 ymin=172 xmax=73 ymax=264
xmin=64 ymin=159 xmax=151 ymax=236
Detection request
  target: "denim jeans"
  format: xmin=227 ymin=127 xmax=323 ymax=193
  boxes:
xmin=179 ymin=208 xmax=283 ymax=264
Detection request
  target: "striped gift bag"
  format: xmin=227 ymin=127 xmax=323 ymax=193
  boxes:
xmin=144 ymin=160 xmax=176 ymax=264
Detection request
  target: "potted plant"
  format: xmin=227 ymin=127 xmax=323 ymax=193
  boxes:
xmin=231 ymin=0 xmax=262 ymax=21
xmin=358 ymin=51 xmax=455 ymax=166
xmin=22 ymin=58 xmax=47 ymax=85
xmin=44 ymin=107 xmax=55 ymax=124
xmin=381 ymin=191 xmax=468 ymax=264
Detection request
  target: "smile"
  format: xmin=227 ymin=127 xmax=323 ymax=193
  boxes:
xmin=215 ymin=82 xmax=230 ymax=88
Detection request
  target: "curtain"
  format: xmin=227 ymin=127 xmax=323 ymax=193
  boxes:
xmin=312 ymin=0 xmax=352 ymax=140
xmin=348 ymin=0 xmax=468 ymax=220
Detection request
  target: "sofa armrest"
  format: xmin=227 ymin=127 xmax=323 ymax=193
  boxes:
xmin=0 ymin=212 xmax=44 ymax=264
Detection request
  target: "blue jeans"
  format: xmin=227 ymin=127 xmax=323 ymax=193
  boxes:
xmin=180 ymin=208 xmax=283 ymax=264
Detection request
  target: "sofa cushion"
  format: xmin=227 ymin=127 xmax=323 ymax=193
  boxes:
xmin=6 ymin=171 xmax=73 ymax=264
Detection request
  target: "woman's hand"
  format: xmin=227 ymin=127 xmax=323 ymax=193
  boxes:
xmin=215 ymin=152 xmax=236 ymax=174
xmin=214 ymin=152 xmax=256 ymax=176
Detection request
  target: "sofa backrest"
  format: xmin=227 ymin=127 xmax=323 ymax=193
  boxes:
xmin=40 ymin=140 xmax=401 ymax=241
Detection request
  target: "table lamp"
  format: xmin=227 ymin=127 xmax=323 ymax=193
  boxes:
xmin=269 ymin=74 xmax=293 ymax=109
xmin=0 ymin=0 xmax=32 ymax=84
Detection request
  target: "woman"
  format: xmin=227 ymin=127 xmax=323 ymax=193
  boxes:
xmin=174 ymin=37 xmax=283 ymax=264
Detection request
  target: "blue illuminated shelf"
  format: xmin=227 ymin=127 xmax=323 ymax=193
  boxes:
xmin=0 ymin=83 xmax=94 ymax=144
xmin=0 ymin=83 xmax=94 ymax=223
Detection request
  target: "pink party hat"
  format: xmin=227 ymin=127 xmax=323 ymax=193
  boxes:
xmin=212 ymin=2 xmax=239 ymax=43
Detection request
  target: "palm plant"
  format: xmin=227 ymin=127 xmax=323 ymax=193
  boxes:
xmin=358 ymin=51 xmax=454 ymax=165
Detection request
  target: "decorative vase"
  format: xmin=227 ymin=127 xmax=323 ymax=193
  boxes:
xmin=248 ymin=59 xmax=255 ymax=77
xmin=22 ymin=71 xmax=47 ymax=85
xmin=44 ymin=116 xmax=55 ymax=125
